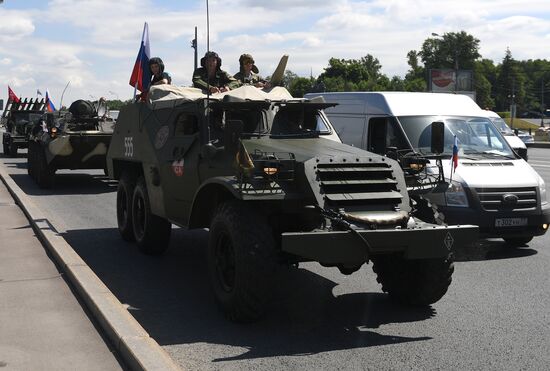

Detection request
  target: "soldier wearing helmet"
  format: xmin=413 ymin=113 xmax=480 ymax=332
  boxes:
xmin=193 ymin=51 xmax=239 ymax=94
xmin=234 ymin=54 xmax=270 ymax=89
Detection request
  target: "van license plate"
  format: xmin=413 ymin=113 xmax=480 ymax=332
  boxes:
xmin=495 ymin=218 xmax=528 ymax=227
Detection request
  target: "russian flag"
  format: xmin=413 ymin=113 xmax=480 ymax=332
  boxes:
xmin=45 ymin=89 xmax=56 ymax=112
xmin=452 ymin=135 xmax=459 ymax=170
xmin=129 ymin=22 xmax=151 ymax=93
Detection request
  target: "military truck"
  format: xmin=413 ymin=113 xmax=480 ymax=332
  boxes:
xmin=27 ymin=98 xmax=115 ymax=188
xmin=107 ymin=85 xmax=478 ymax=322
xmin=2 ymin=97 xmax=46 ymax=157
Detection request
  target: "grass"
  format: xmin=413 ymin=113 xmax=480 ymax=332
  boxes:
xmin=503 ymin=118 xmax=540 ymax=130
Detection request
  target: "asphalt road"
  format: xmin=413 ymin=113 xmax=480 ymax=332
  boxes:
xmin=1 ymin=148 xmax=549 ymax=370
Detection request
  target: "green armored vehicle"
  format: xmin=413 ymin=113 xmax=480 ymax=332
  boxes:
xmin=2 ymin=97 xmax=46 ymax=157
xmin=107 ymin=85 xmax=478 ymax=322
xmin=27 ymin=98 xmax=115 ymax=188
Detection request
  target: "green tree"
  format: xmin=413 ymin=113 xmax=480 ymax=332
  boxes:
xmin=403 ymin=50 xmax=427 ymax=91
xmin=495 ymin=48 xmax=526 ymax=113
xmin=317 ymin=54 xmax=389 ymax=92
xmin=289 ymin=77 xmax=314 ymax=98
xmin=420 ymin=31 xmax=481 ymax=70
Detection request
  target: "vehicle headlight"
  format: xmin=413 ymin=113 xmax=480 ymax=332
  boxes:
xmin=445 ymin=180 xmax=469 ymax=207
xmin=537 ymin=174 xmax=547 ymax=205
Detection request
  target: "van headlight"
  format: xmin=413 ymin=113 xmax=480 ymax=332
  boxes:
xmin=537 ymin=174 xmax=547 ymax=205
xmin=445 ymin=180 xmax=469 ymax=207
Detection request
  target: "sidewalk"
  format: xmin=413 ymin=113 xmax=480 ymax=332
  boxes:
xmin=0 ymin=178 xmax=124 ymax=370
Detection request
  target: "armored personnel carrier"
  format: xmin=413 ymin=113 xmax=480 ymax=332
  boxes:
xmin=2 ymin=97 xmax=46 ymax=157
xmin=27 ymin=98 xmax=115 ymax=188
xmin=107 ymin=85 xmax=478 ymax=322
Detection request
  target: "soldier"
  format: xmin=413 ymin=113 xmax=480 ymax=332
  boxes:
xmin=193 ymin=51 xmax=239 ymax=94
xmin=234 ymin=53 xmax=270 ymax=89
xmin=149 ymin=57 xmax=172 ymax=86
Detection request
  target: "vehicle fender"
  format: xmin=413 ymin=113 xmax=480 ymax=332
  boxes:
xmin=188 ymin=177 xmax=241 ymax=228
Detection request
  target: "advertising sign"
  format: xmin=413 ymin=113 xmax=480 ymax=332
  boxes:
xmin=429 ymin=69 xmax=473 ymax=93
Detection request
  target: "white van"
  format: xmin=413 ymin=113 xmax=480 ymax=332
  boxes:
xmin=483 ymin=110 xmax=528 ymax=160
xmin=305 ymin=91 xmax=550 ymax=246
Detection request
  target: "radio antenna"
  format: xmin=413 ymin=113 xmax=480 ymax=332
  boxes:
xmin=205 ymin=0 xmax=211 ymax=141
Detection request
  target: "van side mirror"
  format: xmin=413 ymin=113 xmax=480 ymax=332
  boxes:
xmin=224 ymin=120 xmax=244 ymax=154
xmin=431 ymin=121 xmax=445 ymax=154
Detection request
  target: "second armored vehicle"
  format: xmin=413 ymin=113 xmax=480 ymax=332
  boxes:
xmin=2 ymin=97 xmax=46 ymax=157
xmin=27 ymin=98 xmax=115 ymax=188
xmin=107 ymin=85 xmax=478 ymax=322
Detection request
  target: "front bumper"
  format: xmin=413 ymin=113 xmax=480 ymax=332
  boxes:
xmin=281 ymin=224 xmax=478 ymax=264
xmin=440 ymin=203 xmax=550 ymax=238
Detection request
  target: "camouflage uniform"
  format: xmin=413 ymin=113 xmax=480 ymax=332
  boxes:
xmin=192 ymin=67 xmax=239 ymax=92
xmin=233 ymin=71 xmax=265 ymax=86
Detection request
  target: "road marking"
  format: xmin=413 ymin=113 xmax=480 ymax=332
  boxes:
xmin=530 ymin=163 xmax=550 ymax=168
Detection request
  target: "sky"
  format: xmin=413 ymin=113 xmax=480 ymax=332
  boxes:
xmin=1 ymin=0 xmax=550 ymax=107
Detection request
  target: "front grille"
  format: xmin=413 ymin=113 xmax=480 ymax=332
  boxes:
xmin=475 ymin=187 xmax=537 ymax=211
xmin=316 ymin=162 xmax=402 ymax=208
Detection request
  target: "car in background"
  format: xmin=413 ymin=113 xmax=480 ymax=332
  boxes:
xmin=484 ymin=110 xmax=529 ymax=159
xmin=516 ymin=130 xmax=535 ymax=146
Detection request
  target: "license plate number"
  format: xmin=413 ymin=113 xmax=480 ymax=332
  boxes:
xmin=495 ymin=217 xmax=528 ymax=227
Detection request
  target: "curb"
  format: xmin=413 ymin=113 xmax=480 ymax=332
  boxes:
xmin=531 ymin=142 xmax=550 ymax=148
xmin=0 ymin=163 xmax=181 ymax=371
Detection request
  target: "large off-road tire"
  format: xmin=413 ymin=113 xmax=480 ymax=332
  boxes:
xmin=34 ymin=145 xmax=55 ymax=188
xmin=208 ymin=200 xmax=277 ymax=322
xmin=503 ymin=236 xmax=533 ymax=247
xmin=27 ymin=141 xmax=34 ymax=177
xmin=131 ymin=177 xmax=171 ymax=255
xmin=116 ymin=171 xmax=136 ymax=242
xmin=372 ymin=255 xmax=454 ymax=306
xmin=9 ymin=142 xmax=18 ymax=158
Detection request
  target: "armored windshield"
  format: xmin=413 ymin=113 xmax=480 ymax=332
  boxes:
xmin=270 ymin=104 xmax=333 ymax=138
xmin=398 ymin=115 xmax=515 ymax=159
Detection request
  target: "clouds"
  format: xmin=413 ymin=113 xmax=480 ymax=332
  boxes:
xmin=0 ymin=9 xmax=35 ymax=41
xmin=0 ymin=0 xmax=549 ymax=106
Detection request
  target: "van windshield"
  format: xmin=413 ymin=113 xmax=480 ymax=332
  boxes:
xmin=398 ymin=115 xmax=515 ymax=159
xmin=488 ymin=116 xmax=514 ymax=135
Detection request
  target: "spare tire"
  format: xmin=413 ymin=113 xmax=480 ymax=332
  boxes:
xmin=68 ymin=100 xmax=96 ymax=118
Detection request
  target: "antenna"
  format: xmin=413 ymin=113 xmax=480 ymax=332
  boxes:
xmin=59 ymin=80 xmax=71 ymax=110
xmin=191 ymin=26 xmax=198 ymax=71
xmin=205 ymin=0 xmax=212 ymax=142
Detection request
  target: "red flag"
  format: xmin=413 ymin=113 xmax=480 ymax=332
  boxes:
xmin=8 ymin=86 xmax=20 ymax=103
xmin=129 ymin=22 xmax=151 ymax=93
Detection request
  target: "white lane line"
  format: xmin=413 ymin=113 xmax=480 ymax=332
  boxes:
xmin=530 ymin=163 xmax=550 ymax=168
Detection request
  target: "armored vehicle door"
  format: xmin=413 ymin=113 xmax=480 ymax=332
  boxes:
xmin=157 ymin=109 xmax=202 ymax=225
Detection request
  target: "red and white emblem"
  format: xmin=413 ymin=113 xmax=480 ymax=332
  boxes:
xmin=172 ymin=159 xmax=184 ymax=177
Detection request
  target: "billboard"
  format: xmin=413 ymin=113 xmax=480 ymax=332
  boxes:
xmin=429 ymin=69 xmax=473 ymax=93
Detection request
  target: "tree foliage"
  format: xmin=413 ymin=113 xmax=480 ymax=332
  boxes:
xmin=277 ymin=30 xmax=549 ymax=116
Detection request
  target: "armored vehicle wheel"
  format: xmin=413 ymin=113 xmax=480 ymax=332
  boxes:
xmin=372 ymin=255 xmax=454 ymax=306
xmin=117 ymin=172 xmax=136 ymax=241
xmin=503 ymin=236 xmax=533 ymax=247
xmin=27 ymin=142 xmax=35 ymax=178
xmin=9 ymin=142 xmax=18 ymax=158
xmin=208 ymin=201 xmax=277 ymax=322
xmin=35 ymin=145 xmax=55 ymax=188
xmin=131 ymin=177 xmax=171 ymax=255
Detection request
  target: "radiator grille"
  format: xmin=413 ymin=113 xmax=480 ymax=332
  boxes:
xmin=475 ymin=187 xmax=537 ymax=211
